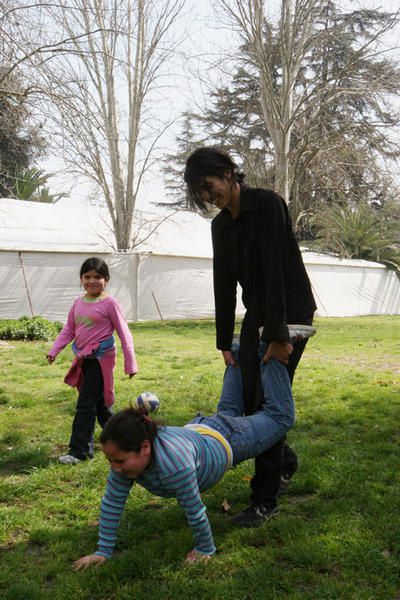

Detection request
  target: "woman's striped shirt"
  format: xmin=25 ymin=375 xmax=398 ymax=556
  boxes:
xmin=96 ymin=426 xmax=230 ymax=558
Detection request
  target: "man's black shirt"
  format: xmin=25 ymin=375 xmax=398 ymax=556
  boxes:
xmin=211 ymin=185 xmax=317 ymax=350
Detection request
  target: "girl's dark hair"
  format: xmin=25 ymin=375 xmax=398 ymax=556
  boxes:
xmin=100 ymin=407 xmax=159 ymax=453
xmin=80 ymin=257 xmax=110 ymax=281
xmin=184 ymin=147 xmax=245 ymax=211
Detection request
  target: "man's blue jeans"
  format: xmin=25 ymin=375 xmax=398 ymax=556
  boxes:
xmin=189 ymin=358 xmax=295 ymax=466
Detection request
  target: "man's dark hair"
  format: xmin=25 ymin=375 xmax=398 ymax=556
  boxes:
xmin=184 ymin=147 xmax=244 ymax=211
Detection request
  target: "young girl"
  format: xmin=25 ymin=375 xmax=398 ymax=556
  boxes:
xmin=47 ymin=257 xmax=138 ymax=465
xmin=73 ymin=352 xmax=295 ymax=569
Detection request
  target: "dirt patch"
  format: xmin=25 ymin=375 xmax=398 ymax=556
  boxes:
xmin=286 ymin=493 xmax=316 ymax=505
xmin=0 ymin=341 xmax=15 ymax=349
xmin=327 ymin=355 xmax=400 ymax=375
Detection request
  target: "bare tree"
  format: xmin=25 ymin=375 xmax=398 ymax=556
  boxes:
xmin=0 ymin=2 xmax=106 ymax=94
xmin=219 ymin=0 xmax=400 ymax=205
xmin=32 ymin=0 xmax=184 ymax=250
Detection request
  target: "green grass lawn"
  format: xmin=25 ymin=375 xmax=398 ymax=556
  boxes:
xmin=0 ymin=316 xmax=399 ymax=600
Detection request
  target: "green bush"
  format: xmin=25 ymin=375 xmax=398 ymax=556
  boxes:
xmin=0 ymin=316 xmax=63 ymax=341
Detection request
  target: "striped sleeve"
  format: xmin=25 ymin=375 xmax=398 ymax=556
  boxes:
xmin=95 ymin=469 xmax=134 ymax=558
xmin=163 ymin=468 xmax=216 ymax=555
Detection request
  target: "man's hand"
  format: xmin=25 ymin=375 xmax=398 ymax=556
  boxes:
xmin=221 ymin=350 xmax=238 ymax=367
xmin=72 ymin=554 xmax=107 ymax=571
xmin=262 ymin=341 xmax=293 ymax=366
xmin=46 ymin=355 xmax=55 ymax=364
xmin=185 ymin=550 xmax=212 ymax=564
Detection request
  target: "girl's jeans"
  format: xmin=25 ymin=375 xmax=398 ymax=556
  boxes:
xmin=188 ymin=355 xmax=295 ymax=466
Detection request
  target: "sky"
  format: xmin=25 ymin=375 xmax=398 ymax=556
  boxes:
xmin=39 ymin=0 xmax=400 ymax=213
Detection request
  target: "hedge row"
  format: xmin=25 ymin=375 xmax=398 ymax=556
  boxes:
xmin=0 ymin=316 xmax=63 ymax=341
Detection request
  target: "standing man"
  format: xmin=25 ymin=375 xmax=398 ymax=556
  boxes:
xmin=184 ymin=147 xmax=317 ymax=527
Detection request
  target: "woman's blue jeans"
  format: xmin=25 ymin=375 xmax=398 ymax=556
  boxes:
xmin=188 ymin=356 xmax=295 ymax=466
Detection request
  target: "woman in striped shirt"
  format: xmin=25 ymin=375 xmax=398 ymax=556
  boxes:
xmin=73 ymin=353 xmax=295 ymax=569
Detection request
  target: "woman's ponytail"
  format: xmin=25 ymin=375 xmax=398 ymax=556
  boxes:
xmin=100 ymin=407 xmax=159 ymax=452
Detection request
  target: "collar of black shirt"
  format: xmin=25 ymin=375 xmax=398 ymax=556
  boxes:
xmin=213 ymin=186 xmax=257 ymax=228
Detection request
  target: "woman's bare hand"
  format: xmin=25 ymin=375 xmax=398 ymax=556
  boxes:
xmin=185 ymin=550 xmax=212 ymax=564
xmin=72 ymin=554 xmax=107 ymax=571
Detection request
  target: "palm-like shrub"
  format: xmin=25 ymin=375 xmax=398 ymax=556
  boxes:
xmin=311 ymin=203 xmax=400 ymax=272
xmin=12 ymin=168 xmax=66 ymax=202
xmin=13 ymin=168 xmax=50 ymax=200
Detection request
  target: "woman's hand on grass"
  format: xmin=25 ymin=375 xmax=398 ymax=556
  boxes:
xmin=185 ymin=550 xmax=212 ymax=564
xmin=73 ymin=554 xmax=107 ymax=571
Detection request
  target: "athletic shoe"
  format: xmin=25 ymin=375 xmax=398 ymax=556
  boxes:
xmin=58 ymin=454 xmax=81 ymax=465
xmin=231 ymin=333 xmax=240 ymax=362
xmin=231 ymin=333 xmax=240 ymax=348
xmin=230 ymin=503 xmax=280 ymax=528
xmin=287 ymin=324 xmax=316 ymax=344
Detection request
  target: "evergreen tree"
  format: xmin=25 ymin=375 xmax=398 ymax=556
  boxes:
xmin=164 ymin=2 xmax=400 ymax=241
xmin=1 ymin=75 xmax=32 ymax=196
xmin=290 ymin=3 xmax=400 ymax=237
xmin=160 ymin=112 xmax=203 ymax=209
xmin=0 ymin=2 xmax=47 ymax=197
xmin=0 ymin=72 xmax=46 ymax=198
xmin=200 ymin=65 xmax=274 ymax=189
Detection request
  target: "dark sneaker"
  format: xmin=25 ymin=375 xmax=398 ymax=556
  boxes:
xmin=230 ymin=503 xmax=280 ymax=528
xmin=287 ymin=324 xmax=316 ymax=344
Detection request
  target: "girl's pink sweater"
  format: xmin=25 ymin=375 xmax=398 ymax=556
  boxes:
xmin=48 ymin=295 xmax=138 ymax=406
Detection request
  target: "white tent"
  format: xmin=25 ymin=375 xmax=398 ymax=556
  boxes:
xmin=0 ymin=196 xmax=108 ymax=253
xmin=0 ymin=197 xmax=399 ymax=321
xmin=0 ymin=198 xmax=223 ymax=321
xmin=302 ymin=251 xmax=400 ymax=317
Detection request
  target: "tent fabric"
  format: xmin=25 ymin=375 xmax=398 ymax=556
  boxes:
xmin=0 ymin=197 xmax=109 ymax=252
xmin=136 ymin=254 xmax=220 ymax=321
xmin=0 ymin=197 xmax=399 ymax=322
xmin=133 ymin=210 xmax=213 ymax=258
xmin=0 ymin=197 xmax=213 ymax=256
xmin=303 ymin=252 xmax=400 ymax=317
xmin=0 ymin=251 xmax=138 ymax=322
xmin=1 ymin=249 xmax=399 ymax=322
